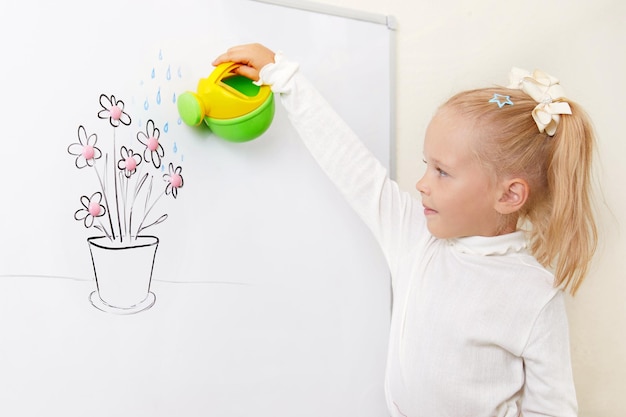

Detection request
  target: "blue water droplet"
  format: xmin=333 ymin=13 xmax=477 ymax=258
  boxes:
xmin=151 ymin=68 xmax=155 ymax=79
xmin=164 ymin=122 xmax=169 ymax=133
xmin=173 ymin=142 xmax=178 ymax=153
xmin=156 ymin=88 xmax=161 ymax=105
xmin=177 ymin=67 xmax=182 ymax=78
xmin=159 ymin=49 xmax=163 ymax=60
xmin=144 ymin=99 xmax=149 ymax=110
xmin=172 ymin=92 xmax=176 ymax=103
xmin=181 ymin=154 xmax=184 ymax=162
xmin=177 ymin=117 xmax=182 ymax=125
xmin=166 ymin=65 xmax=171 ymax=81
xmin=161 ymin=165 xmax=165 ymax=172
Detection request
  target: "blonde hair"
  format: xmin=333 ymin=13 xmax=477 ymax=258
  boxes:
xmin=443 ymin=87 xmax=597 ymax=295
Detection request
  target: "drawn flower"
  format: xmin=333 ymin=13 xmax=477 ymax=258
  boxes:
xmin=74 ymin=192 xmax=106 ymax=228
xmin=117 ymin=146 xmax=142 ymax=178
xmin=137 ymin=119 xmax=165 ymax=168
xmin=68 ymin=125 xmax=102 ymax=168
xmin=97 ymin=94 xmax=132 ymax=127
xmin=163 ymin=163 xmax=184 ymax=199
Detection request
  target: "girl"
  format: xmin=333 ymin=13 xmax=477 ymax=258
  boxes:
xmin=213 ymin=44 xmax=597 ymax=417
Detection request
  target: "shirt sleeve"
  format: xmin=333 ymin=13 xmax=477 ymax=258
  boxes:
xmin=521 ymin=292 xmax=578 ymax=416
xmin=257 ymin=53 xmax=424 ymax=273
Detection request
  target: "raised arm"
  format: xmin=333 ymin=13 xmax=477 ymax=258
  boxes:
xmin=213 ymin=44 xmax=425 ymax=272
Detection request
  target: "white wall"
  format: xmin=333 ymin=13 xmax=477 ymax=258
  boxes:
xmin=304 ymin=0 xmax=626 ymax=415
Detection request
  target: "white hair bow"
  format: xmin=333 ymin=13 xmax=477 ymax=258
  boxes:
xmin=508 ymin=67 xmax=572 ymax=136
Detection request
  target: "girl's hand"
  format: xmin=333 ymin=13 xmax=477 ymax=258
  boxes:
xmin=212 ymin=43 xmax=276 ymax=82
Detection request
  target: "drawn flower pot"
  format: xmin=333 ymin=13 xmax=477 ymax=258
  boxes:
xmin=69 ymin=94 xmax=184 ymax=313
xmin=87 ymin=235 xmax=159 ymax=314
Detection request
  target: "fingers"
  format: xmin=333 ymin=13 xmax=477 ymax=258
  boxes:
xmin=212 ymin=43 xmax=276 ymax=74
xmin=211 ymin=52 xmax=259 ymax=81
xmin=233 ymin=65 xmax=261 ymax=81
xmin=212 ymin=48 xmax=243 ymax=66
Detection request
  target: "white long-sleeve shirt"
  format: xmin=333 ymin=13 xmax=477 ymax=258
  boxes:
xmin=258 ymin=54 xmax=578 ymax=417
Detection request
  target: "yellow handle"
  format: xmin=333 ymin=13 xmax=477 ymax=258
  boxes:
xmin=195 ymin=62 xmax=272 ymax=120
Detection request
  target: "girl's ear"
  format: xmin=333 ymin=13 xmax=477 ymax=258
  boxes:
xmin=495 ymin=179 xmax=529 ymax=214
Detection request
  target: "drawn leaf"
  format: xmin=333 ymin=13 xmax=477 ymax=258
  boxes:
xmin=135 ymin=173 xmax=149 ymax=198
xmin=137 ymin=213 xmax=168 ymax=233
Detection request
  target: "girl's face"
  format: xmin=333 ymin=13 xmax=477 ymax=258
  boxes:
xmin=416 ymin=109 xmax=505 ymax=239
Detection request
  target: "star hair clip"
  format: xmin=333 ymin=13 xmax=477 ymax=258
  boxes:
xmin=489 ymin=93 xmax=514 ymax=108
xmin=507 ymin=67 xmax=572 ymax=136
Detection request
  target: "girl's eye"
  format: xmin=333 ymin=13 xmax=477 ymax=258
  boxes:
xmin=423 ymin=159 xmax=449 ymax=177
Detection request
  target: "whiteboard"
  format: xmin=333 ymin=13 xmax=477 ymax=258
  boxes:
xmin=0 ymin=1 xmax=394 ymax=416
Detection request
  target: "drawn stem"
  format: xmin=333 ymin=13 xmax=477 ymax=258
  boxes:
xmin=112 ymin=131 xmax=123 ymax=242
xmin=95 ymin=218 xmax=113 ymax=240
xmin=120 ymin=171 xmax=128 ymax=238
xmin=128 ymin=169 xmax=148 ymax=241
xmin=129 ymin=207 xmax=135 ymax=240
xmin=95 ymin=155 xmax=115 ymax=240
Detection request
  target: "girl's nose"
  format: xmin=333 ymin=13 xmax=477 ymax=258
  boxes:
xmin=416 ymin=175 xmax=429 ymax=195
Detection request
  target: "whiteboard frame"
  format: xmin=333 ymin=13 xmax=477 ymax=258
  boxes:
xmin=251 ymin=0 xmax=397 ymax=28
xmin=251 ymin=0 xmax=398 ymax=178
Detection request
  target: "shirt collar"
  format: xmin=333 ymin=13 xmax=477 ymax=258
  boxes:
xmin=447 ymin=231 xmax=527 ymax=256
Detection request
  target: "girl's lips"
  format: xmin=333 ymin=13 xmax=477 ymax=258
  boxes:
xmin=423 ymin=205 xmax=438 ymax=216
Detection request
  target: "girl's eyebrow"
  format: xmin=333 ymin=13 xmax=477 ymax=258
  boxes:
xmin=428 ymin=157 xmax=453 ymax=170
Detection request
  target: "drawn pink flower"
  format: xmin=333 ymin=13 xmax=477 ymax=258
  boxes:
xmin=117 ymin=146 xmax=142 ymax=178
xmin=137 ymin=119 xmax=165 ymax=169
xmin=163 ymin=163 xmax=184 ymax=199
xmin=74 ymin=192 xmax=106 ymax=228
xmin=67 ymin=125 xmax=102 ymax=168
xmin=97 ymin=94 xmax=132 ymax=127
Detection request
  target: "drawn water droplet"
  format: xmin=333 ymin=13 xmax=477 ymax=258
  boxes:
xmin=173 ymin=142 xmax=178 ymax=153
xmin=156 ymin=88 xmax=161 ymax=105
xmin=177 ymin=117 xmax=182 ymax=125
xmin=161 ymin=165 xmax=165 ymax=172
xmin=181 ymin=154 xmax=184 ymax=162
xmin=159 ymin=49 xmax=163 ymax=60
xmin=177 ymin=67 xmax=182 ymax=78
xmin=172 ymin=92 xmax=176 ymax=103
xmin=151 ymin=68 xmax=155 ymax=79
xmin=166 ymin=65 xmax=171 ymax=81
xmin=164 ymin=122 xmax=169 ymax=133
xmin=144 ymin=98 xmax=149 ymax=110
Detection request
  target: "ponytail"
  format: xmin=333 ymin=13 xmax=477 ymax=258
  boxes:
xmin=534 ymin=101 xmax=597 ymax=294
